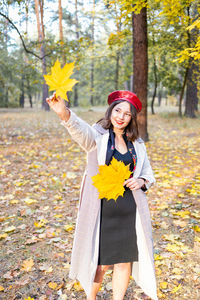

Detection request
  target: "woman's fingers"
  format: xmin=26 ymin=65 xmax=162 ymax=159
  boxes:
xmin=124 ymin=178 xmax=140 ymax=190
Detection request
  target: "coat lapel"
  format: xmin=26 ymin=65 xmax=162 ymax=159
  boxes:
xmin=133 ymin=140 xmax=145 ymax=178
xmin=96 ymin=132 xmax=109 ymax=165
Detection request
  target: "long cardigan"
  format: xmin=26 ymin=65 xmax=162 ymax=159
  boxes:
xmin=61 ymin=111 xmax=158 ymax=300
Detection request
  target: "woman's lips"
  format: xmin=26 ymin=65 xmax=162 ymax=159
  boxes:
xmin=115 ymin=120 xmax=124 ymax=125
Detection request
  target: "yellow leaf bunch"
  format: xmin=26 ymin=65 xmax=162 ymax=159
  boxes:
xmin=44 ymin=59 xmax=78 ymax=101
xmin=92 ymin=157 xmax=131 ymax=201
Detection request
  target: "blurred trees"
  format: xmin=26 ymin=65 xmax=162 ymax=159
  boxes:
xmin=0 ymin=0 xmax=199 ymax=118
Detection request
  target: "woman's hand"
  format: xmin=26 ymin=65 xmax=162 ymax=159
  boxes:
xmin=46 ymin=92 xmax=70 ymax=121
xmin=124 ymin=177 xmax=145 ymax=191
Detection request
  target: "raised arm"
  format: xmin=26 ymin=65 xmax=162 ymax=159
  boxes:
xmin=46 ymin=94 xmax=98 ymax=152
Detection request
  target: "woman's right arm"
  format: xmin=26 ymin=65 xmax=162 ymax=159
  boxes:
xmin=46 ymin=94 xmax=98 ymax=152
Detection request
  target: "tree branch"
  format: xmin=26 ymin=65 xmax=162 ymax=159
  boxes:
xmin=0 ymin=12 xmax=52 ymax=60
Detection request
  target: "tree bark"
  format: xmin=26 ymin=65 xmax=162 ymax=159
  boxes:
xmin=178 ymin=66 xmax=189 ymax=117
xmin=58 ymin=0 xmax=65 ymax=65
xmin=151 ymin=55 xmax=157 ymax=115
xmin=158 ymin=87 xmax=162 ymax=106
xmin=74 ymin=0 xmax=79 ymax=107
xmin=115 ymin=51 xmax=120 ymax=90
xmin=34 ymin=0 xmax=49 ymax=110
xmin=184 ymin=61 xmax=198 ymax=118
xmin=132 ymin=6 xmax=148 ymax=141
xmin=19 ymin=75 xmax=25 ymax=108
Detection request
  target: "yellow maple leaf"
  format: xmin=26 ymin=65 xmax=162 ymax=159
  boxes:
xmin=21 ymin=258 xmax=34 ymax=272
xmin=91 ymin=157 xmax=132 ymax=201
xmin=44 ymin=59 xmax=78 ymax=101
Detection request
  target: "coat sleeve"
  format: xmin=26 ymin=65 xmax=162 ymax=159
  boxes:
xmin=60 ymin=110 xmax=99 ymax=152
xmin=139 ymin=143 xmax=156 ymax=191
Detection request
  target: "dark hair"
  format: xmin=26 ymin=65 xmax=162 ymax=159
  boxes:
xmin=97 ymin=100 xmax=139 ymax=141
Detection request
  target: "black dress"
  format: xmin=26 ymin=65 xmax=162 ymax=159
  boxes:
xmin=98 ymin=148 xmax=138 ymax=265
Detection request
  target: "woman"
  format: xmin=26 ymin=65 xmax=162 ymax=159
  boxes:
xmin=46 ymin=90 xmax=158 ymax=300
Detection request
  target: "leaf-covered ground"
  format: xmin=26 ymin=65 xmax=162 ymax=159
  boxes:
xmin=0 ymin=108 xmax=200 ymax=300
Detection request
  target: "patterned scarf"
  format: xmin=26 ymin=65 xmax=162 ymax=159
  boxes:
xmin=105 ymin=128 xmax=137 ymax=173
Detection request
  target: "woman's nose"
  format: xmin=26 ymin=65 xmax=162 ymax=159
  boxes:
xmin=119 ymin=113 xmax=124 ymax=120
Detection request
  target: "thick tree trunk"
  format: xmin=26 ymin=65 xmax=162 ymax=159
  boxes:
xmin=35 ymin=0 xmax=49 ymax=110
xmin=132 ymin=6 xmax=148 ymax=141
xmin=185 ymin=61 xmax=198 ymax=118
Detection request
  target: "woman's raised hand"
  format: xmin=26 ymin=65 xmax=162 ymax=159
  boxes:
xmin=46 ymin=92 xmax=70 ymax=121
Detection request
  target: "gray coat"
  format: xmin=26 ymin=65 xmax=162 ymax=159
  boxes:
xmin=61 ymin=111 xmax=158 ymax=300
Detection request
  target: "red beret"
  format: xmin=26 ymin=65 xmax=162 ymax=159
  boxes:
xmin=108 ymin=90 xmax=142 ymax=112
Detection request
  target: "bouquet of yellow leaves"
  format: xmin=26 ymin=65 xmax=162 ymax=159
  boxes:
xmin=44 ymin=59 xmax=78 ymax=101
xmin=91 ymin=157 xmax=132 ymax=201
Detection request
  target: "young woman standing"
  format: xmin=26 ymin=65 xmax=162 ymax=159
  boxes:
xmin=46 ymin=90 xmax=158 ymax=300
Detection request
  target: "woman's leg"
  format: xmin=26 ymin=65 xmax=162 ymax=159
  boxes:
xmin=112 ymin=262 xmax=131 ymax=300
xmin=87 ymin=265 xmax=110 ymax=300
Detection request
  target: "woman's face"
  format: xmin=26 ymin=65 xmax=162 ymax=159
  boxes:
xmin=110 ymin=101 xmax=132 ymax=131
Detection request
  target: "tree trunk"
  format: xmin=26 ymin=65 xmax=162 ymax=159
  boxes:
xmin=184 ymin=61 xmax=198 ymax=118
xmin=74 ymin=0 xmax=79 ymax=107
xmin=34 ymin=0 xmax=49 ymax=110
xmin=151 ymin=55 xmax=157 ymax=115
xmin=25 ymin=0 xmax=29 ymax=35
xmin=115 ymin=51 xmax=120 ymax=90
xmin=19 ymin=75 xmax=25 ymax=108
xmin=178 ymin=66 xmax=189 ymax=117
xmin=58 ymin=0 xmax=65 ymax=66
xmin=132 ymin=6 xmax=148 ymax=141
xmin=158 ymin=87 xmax=162 ymax=106
xmin=90 ymin=0 xmax=95 ymax=106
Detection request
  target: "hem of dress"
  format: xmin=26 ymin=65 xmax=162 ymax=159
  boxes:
xmin=98 ymin=257 xmax=138 ymax=266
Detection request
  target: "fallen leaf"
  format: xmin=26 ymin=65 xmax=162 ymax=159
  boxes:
xmin=48 ymin=282 xmax=57 ymax=290
xmin=4 ymin=226 xmax=16 ymax=233
xmin=0 ymin=285 xmax=4 ymax=291
xmin=73 ymin=281 xmax=83 ymax=291
xmin=64 ymin=224 xmax=74 ymax=232
xmin=0 ymin=233 xmax=8 ymax=240
xmin=160 ymin=281 xmax=168 ymax=289
xmin=171 ymin=283 xmax=181 ymax=293
xmin=24 ymin=198 xmax=38 ymax=205
xmin=21 ymin=258 xmax=34 ymax=272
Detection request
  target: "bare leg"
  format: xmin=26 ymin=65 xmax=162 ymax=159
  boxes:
xmin=87 ymin=265 xmax=110 ymax=300
xmin=112 ymin=262 xmax=131 ymax=300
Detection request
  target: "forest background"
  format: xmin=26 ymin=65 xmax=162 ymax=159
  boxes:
xmin=0 ymin=0 xmax=200 ymax=120
xmin=0 ymin=0 xmax=200 ymax=299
